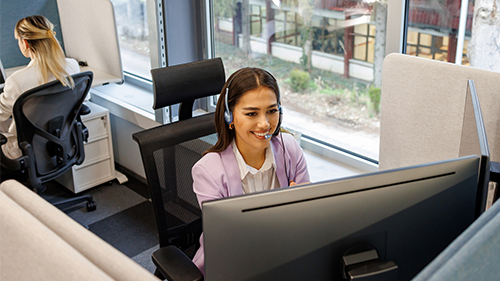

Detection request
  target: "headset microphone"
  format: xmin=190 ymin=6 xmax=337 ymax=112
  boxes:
xmin=264 ymin=134 xmax=273 ymax=139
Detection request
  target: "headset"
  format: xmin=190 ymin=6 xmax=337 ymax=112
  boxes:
xmin=223 ymin=68 xmax=290 ymax=186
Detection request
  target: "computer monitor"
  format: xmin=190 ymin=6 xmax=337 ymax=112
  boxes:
xmin=459 ymin=79 xmax=491 ymax=216
xmin=0 ymin=59 xmax=6 ymax=91
xmin=202 ymin=155 xmax=480 ymax=281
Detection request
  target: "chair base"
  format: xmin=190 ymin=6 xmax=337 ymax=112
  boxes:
xmin=1 ymin=168 xmax=97 ymax=213
xmin=52 ymin=194 xmax=96 ymax=212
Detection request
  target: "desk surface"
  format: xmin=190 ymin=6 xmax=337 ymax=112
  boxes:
xmin=4 ymin=65 xmax=122 ymax=88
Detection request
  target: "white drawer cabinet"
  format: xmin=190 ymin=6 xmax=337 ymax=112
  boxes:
xmin=57 ymin=102 xmax=127 ymax=193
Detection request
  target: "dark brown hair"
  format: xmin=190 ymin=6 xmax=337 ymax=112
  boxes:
xmin=204 ymin=67 xmax=280 ymax=155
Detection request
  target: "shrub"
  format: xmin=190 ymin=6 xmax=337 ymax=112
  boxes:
xmin=289 ymin=69 xmax=311 ymax=93
xmin=368 ymin=86 xmax=381 ymax=114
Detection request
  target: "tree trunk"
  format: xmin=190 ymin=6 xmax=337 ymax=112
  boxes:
xmin=298 ymin=0 xmax=315 ymax=71
xmin=373 ymin=2 xmax=387 ymax=87
xmin=241 ymin=0 xmax=251 ymax=62
xmin=468 ymin=0 xmax=500 ymax=71
xmin=266 ymin=0 xmax=276 ymax=55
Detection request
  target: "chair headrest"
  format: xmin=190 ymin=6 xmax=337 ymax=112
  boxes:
xmin=151 ymin=58 xmax=226 ymax=110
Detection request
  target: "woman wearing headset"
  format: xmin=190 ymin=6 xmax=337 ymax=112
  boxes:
xmin=191 ymin=67 xmax=310 ymax=274
xmin=0 ymin=15 xmax=80 ymax=159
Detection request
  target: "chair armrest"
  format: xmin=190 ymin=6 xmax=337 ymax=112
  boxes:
xmin=0 ymin=133 xmax=6 ymax=146
xmin=0 ymin=135 xmax=30 ymax=171
xmin=79 ymin=103 xmax=91 ymax=116
xmin=152 ymin=246 xmax=204 ymax=281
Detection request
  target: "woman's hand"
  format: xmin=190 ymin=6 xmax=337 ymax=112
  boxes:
xmin=289 ymin=181 xmax=310 ymax=186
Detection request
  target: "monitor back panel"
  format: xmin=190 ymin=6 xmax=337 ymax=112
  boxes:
xmin=203 ymin=156 xmax=479 ymax=281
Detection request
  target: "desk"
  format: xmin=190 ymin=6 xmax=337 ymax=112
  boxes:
xmin=56 ymin=102 xmax=127 ymax=193
xmin=4 ymin=65 xmax=120 ymax=88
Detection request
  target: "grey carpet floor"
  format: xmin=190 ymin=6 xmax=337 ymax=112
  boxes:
xmin=41 ymin=170 xmax=159 ymax=274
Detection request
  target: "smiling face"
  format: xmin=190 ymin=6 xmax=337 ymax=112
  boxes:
xmin=232 ymin=86 xmax=280 ymax=164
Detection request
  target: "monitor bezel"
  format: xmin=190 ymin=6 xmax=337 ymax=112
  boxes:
xmin=459 ymin=79 xmax=490 ymax=216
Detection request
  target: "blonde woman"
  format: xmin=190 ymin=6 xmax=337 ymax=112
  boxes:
xmin=0 ymin=15 xmax=80 ymax=159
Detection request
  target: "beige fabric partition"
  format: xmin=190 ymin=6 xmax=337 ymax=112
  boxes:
xmin=379 ymin=54 xmax=500 ymax=170
xmin=57 ymin=0 xmax=123 ymax=87
xmin=0 ymin=180 xmax=159 ymax=281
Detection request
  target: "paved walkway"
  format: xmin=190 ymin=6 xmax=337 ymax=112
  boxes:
xmin=281 ymin=105 xmax=380 ymax=161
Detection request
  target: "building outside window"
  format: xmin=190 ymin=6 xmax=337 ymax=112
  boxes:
xmin=406 ymin=0 xmax=473 ymax=65
xmin=212 ymin=0 xmax=389 ymax=161
xmin=210 ymin=0 xmax=475 ymax=164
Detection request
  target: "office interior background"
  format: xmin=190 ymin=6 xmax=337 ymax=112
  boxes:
xmin=1 ymin=0 xmax=498 ymax=179
xmin=2 ymin=0 xmax=500 ymax=279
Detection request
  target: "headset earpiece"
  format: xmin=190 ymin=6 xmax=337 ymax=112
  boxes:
xmin=272 ymin=104 xmax=283 ymax=135
xmin=224 ymin=87 xmax=233 ymax=125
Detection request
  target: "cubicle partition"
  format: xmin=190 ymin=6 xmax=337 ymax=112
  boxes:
xmin=379 ymin=54 xmax=500 ymax=170
xmin=0 ymin=0 xmax=126 ymax=189
xmin=0 ymin=0 xmax=63 ymax=69
xmin=57 ymin=0 xmax=123 ymax=86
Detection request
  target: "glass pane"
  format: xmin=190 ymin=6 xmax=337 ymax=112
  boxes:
xmin=212 ymin=0 xmax=389 ymax=162
xmin=418 ymin=47 xmax=432 ymax=59
xmin=110 ymin=0 xmax=152 ymax=80
xmin=407 ymin=45 xmax=418 ymax=56
xmin=462 ymin=39 xmax=470 ymax=65
xmin=354 ymin=36 xmax=367 ymax=61
xmin=406 ymin=0 xmax=473 ymax=64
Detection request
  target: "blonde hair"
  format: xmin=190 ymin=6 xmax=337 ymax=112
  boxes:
xmin=15 ymin=15 xmax=74 ymax=88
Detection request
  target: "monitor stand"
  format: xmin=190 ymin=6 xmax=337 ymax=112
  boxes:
xmin=342 ymin=244 xmax=398 ymax=281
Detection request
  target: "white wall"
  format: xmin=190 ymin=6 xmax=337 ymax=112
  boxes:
xmin=90 ymin=89 xmax=160 ymax=180
xmin=109 ymin=115 xmax=147 ymax=179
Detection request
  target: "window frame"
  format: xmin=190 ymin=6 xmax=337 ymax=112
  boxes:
xmin=121 ymin=0 xmax=472 ymax=165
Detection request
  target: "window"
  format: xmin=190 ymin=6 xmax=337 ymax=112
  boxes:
xmin=106 ymin=0 xmax=166 ymax=122
xmin=250 ymin=5 xmax=264 ymax=36
xmin=312 ymin=17 xmax=345 ymax=56
xmin=212 ymin=0 xmax=385 ymax=161
xmin=102 ymin=0 xmax=487 ymax=170
xmin=353 ymin=23 xmax=375 ymax=62
xmin=274 ymin=9 xmax=301 ymax=46
xmin=406 ymin=0 xmax=473 ymax=65
xmin=109 ymin=0 xmax=152 ymax=80
xmin=208 ymin=0 xmax=484 ymax=166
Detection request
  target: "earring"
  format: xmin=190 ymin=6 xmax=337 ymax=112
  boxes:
xmin=229 ymin=123 xmax=234 ymax=130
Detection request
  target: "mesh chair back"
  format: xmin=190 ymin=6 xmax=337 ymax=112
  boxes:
xmin=135 ymin=58 xmax=225 ymax=260
xmin=156 ymin=134 xmax=217 ymax=249
xmin=12 ymin=71 xmax=92 ymax=184
xmin=134 ymin=58 xmax=225 ymax=257
xmin=134 ymin=113 xmax=217 ymax=253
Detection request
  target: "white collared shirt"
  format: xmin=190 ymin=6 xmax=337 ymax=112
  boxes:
xmin=232 ymin=140 xmax=281 ymax=194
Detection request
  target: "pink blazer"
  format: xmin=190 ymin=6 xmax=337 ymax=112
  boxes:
xmin=191 ymin=133 xmax=310 ymax=274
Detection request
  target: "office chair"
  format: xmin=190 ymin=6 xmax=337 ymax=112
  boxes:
xmin=0 ymin=71 xmax=96 ymax=212
xmin=133 ymin=58 xmax=225 ymax=281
